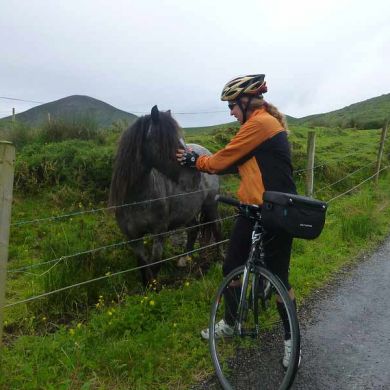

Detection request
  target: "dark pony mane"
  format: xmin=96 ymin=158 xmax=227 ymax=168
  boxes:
xmin=109 ymin=109 xmax=183 ymax=207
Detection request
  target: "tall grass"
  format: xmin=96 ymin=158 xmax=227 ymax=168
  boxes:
xmin=2 ymin=120 xmax=390 ymax=388
xmin=1 ymin=176 xmax=390 ymax=389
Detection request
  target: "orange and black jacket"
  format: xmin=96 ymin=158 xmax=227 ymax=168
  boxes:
xmin=196 ymin=107 xmax=296 ymax=205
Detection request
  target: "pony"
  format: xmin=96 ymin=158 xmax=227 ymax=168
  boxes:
xmin=109 ymin=106 xmax=222 ymax=285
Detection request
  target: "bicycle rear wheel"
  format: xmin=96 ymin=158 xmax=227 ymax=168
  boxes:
xmin=209 ymin=265 xmax=300 ymax=390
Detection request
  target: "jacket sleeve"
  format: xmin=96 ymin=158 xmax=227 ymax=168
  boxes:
xmin=196 ymin=116 xmax=283 ymax=174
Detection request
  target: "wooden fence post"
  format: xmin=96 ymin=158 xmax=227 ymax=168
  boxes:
xmin=0 ymin=141 xmax=15 ymax=346
xmin=374 ymin=121 xmax=388 ymax=185
xmin=305 ymin=131 xmax=316 ymax=197
xmin=12 ymin=108 xmax=15 ymax=122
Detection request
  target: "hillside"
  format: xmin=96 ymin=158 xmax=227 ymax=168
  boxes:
xmin=0 ymin=95 xmax=138 ymax=128
xmin=291 ymin=93 xmax=390 ymax=129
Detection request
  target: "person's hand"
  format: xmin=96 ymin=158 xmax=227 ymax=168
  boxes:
xmin=176 ymin=148 xmax=199 ymax=168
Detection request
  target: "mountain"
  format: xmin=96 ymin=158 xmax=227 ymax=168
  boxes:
xmin=289 ymin=94 xmax=390 ymax=129
xmin=1 ymin=95 xmax=138 ymax=128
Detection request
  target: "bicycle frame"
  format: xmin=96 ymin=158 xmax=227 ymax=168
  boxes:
xmin=236 ymin=219 xmax=267 ymax=337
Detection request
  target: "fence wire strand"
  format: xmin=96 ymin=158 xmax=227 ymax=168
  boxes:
xmin=8 ymin=215 xmax=237 ymax=274
xmin=315 ymin=160 xmax=377 ymax=194
xmin=4 ymin=239 xmax=229 ymax=308
xmin=3 ymin=130 xmax=389 ymax=309
xmin=11 ymin=183 xmax=238 ymax=227
xmin=326 ymin=165 xmax=389 ymax=203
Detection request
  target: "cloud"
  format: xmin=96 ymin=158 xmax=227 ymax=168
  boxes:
xmin=1 ymin=0 xmax=389 ymax=126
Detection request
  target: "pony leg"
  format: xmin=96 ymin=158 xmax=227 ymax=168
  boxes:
xmin=150 ymin=236 xmax=164 ymax=281
xmin=177 ymin=218 xmax=199 ymax=267
xmin=201 ymin=203 xmax=224 ymax=259
xmin=132 ymin=241 xmax=154 ymax=286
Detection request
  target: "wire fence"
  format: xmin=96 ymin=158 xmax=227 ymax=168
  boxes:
xmin=0 ymin=96 xmax=228 ymax=116
xmin=326 ymin=165 xmax=389 ymax=203
xmin=8 ymin=215 xmax=236 ymax=274
xmin=4 ymin=163 xmax=390 ymax=309
xmin=2 ymin=122 xmax=389 ymax=311
xmin=4 ymin=239 xmax=229 ymax=308
xmin=315 ymin=160 xmax=377 ymax=194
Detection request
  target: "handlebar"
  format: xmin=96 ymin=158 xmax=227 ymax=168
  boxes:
xmin=215 ymin=195 xmax=241 ymax=207
xmin=215 ymin=195 xmax=261 ymax=220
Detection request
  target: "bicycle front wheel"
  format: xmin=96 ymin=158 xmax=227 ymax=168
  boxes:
xmin=209 ymin=265 xmax=300 ymax=390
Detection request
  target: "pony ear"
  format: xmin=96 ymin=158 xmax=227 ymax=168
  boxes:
xmin=151 ymin=105 xmax=159 ymax=124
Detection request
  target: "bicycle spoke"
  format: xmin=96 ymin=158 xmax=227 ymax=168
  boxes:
xmin=209 ymin=266 xmax=300 ymax=390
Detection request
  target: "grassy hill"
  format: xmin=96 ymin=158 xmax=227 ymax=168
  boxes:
xmin=1 ymin=112 xmax=390 ymax=388
xmin=291 ymin=93 xmax=390 ymax=129
xmin=2 ymin=93 xmax=388 ymax=132
xmin=0 ymin=95 xmax=138 ymax=128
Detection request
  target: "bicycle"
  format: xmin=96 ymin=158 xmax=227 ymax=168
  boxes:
xmin=208 ymin=195 xmax=301 ymax=390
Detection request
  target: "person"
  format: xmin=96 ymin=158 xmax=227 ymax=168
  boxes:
xmin=177 ymin=74 xmax=299 ymax=368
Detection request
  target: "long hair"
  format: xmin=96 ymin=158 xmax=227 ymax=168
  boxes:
xmin=248 ymin=97 xmax=289 ymax=131
xmin=108 ymin=110 xmax=183 ymax=207
xmin=109 ymin=116 xmax=151 ymax=207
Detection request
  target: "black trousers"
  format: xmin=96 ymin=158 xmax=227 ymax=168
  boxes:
xmin=223 ymin=216 xmax=293 ymax=290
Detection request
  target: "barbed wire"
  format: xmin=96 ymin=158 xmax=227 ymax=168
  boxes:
xmin=0 ymin=96 xmax=228 ymax=116
xmin=4 ymin=165 xmax=390 ymax=308
xmin=8 ymin=215 xmax=237 ymax=274
xmin=326 ymin=165 xmax=389 ymax=203
xmin=0 ymin=96 xmax=46 ymax=104
xmin=315 ymin=160 xmax=377 ymax=194
xmin=293 ymin=151 xmax=377 ymax=175
xmin=131 ymin=110 xmax=227 ymax=115
xmin=4 ymin=238 xmax=229 ymax=308
xmin=294 ymin=163 xmax=325 ymax=174
xmin=11 ymin=189 xmax=206 ymax=226
xmin=10 ymin=160 xmax=387 ymax=274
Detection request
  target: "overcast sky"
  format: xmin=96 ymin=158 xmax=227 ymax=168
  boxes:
xmin=1 ymin=0 xmax=389 ymax=127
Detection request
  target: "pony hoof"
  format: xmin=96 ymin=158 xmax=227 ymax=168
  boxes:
xmin=177 ymin=255 xmax=191 ymax=268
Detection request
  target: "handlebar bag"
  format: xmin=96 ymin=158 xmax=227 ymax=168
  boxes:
xmin=262 ymin=191 xmax=327 ymax=239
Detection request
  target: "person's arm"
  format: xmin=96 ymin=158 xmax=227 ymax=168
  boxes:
xmin=196 ymin=117 xmax=283 ymax=174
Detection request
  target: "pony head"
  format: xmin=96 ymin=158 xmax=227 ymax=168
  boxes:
xmin=143 ymin=105 xmax=183 ymax=181
xmin=109 ymin=106 xmax=184 ymax=206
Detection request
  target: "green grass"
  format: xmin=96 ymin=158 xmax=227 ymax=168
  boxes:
xmin=1 ymin=176 xmax=390 ymax=389
xmin=1 ymin=119 xmax=390 ymax=388
xmin=293 ymin=93 xmax=390 ymax=129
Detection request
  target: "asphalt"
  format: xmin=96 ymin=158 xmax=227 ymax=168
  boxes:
xmin=195 ymin=236 xmax=390 ymax=390
xmin=293 ymin=237 xmax=390 ymax=389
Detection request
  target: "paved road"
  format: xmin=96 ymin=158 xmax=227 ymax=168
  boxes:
xmin=293 ymin=237 xmax=390 ymax=389
xmin=195 ymin=237 xmax=390 ymax=389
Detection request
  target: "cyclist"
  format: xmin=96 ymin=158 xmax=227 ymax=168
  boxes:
xmin=177 ymin=74 xmax=299 ymax=368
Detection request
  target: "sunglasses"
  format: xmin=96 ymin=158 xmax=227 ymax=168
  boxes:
xmin=228 ymin=102 xmax=237 ymax=110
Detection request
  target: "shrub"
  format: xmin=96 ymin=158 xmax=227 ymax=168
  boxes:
xmin=37 ymin=117 xmax=103 ymax=143
xmin=14 ymin=140 xmax=114 ymax=200
xmin=0 ymin=121 xmax=37 ymax=149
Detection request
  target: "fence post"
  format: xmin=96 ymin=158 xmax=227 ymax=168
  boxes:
xmin=305 ymin=131 xmax=316 ymax=197
xmin=12 ymin=108 xmax=15 ymax=122
xmin=0 ymin=141 xmax=15 ymax=346
xmin=374 ymin=121 xmax=388 ymax=185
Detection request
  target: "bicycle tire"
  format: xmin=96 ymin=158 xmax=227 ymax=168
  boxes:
xmin=209 ymin=265 xmax=300 ymax=390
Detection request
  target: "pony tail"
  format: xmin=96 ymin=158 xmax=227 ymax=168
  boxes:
xmin=263 ymin=101 xmax=289 ymax=132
